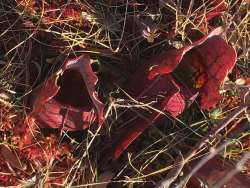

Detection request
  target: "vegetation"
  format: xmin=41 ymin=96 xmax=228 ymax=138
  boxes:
xmin=0 ymin=0 xmax=249 ymax=187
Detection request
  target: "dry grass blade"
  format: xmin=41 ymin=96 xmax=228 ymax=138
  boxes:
xmin=0 ymin=0 xmax=249 ymax=187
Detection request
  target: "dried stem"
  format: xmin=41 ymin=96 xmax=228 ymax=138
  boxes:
xmin=155 ymin=105 xmax=248 ymax=188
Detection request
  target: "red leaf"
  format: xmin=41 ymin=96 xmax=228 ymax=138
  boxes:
xmin=113 ymin=27 xmax=236 ymax=159
xmin=148 ymin=27 xmax=236 ymax=109
xmin=205 ymin=0 xmax=227 ymax=21
xmin=30 ymin=55 xmax=104 ymax=130
xmin=188 ymin=0 xmax=227 ymax=33
xmin=113 ymin=74 xmax=195 ymax=160
xmin=161 ymin=92 xmax=186 ymax=117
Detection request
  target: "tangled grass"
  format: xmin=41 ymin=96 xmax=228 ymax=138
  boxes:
xmin=0 ymin=0 xmax=249 ymax=187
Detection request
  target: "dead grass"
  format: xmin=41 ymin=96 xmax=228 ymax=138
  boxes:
xmin=0 ymin=0 xmax=249 ymax=187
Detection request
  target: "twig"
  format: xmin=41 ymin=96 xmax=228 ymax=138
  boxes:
xmin=154 ymin=151 xmax=184 ymax=188
xmin=212 ymin=152 xmax=250 ymax=188
xmin=156 ymin=105 xmax=248 ymax=188
xmin=175 ymin=140 xmax=232 ymax=188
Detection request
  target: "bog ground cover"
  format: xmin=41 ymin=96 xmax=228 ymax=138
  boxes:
xmin=0 ymin=0 xmax=250 ymax=187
